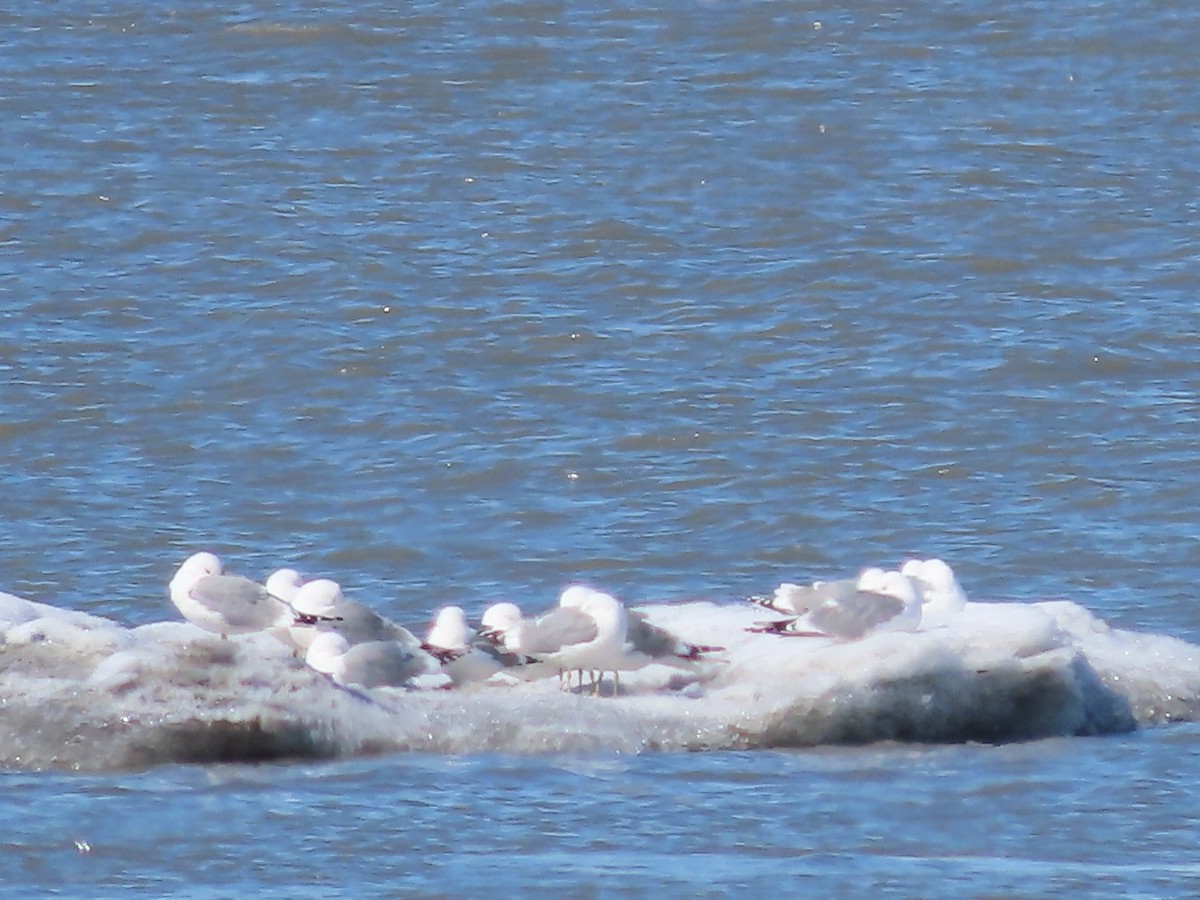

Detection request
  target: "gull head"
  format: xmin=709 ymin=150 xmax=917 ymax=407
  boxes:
xmin=855 ymin=567 xmax=889 ymax=594
xmin=877 ymin=571 xmax=920 ymax=605
xmin=292 ymin=579 xmax=343 ymax=623
xmin=305 ymin=631 xmax=350 ymax=676
xmin=572 ymin=587 xmax=628 ymax=641
xmin=902 ymin=557 xmax=968 ymax=616
xmin=770 ymin=583 xmax=813 ymax=615
xmin=558 ymin=585 xmax=602 ymax=610
xmin=479 ymin=603 xmax=523 ymax=648
xmin=168 ymin=551 xmax=223 ymax=602
xmin=265 ymin=568 xmax=304 ymax=604
xmin=427 ymin=606 xmax=470 ymax=649
xmin=172 ymin=551 xmax=222 ymax=582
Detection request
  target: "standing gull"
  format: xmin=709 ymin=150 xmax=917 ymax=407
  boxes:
xmin=168 ymin=552 xmax=297 ymax=639
xmin=748 ymin=568 xmax=922 ymax=641
xmin=506 ymin=586 xmax=629 ymax=695
xmin=559 ymin=588 xmax=725 ymax=686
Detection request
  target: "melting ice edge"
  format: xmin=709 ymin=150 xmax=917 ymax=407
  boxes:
xmin=3 ymin=590 xmax=1199 ymax=771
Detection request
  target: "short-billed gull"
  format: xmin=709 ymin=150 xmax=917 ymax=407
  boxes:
xmin=287 ymin=578 xmax=424 ymax=656
xmin=264 ymin=568 xmax=307 ymax=652
xmin=420 ymin=609 xmax=508 ymax=686
xmin=901 ymin=557 xmax=969 ymax=625
xmin=507 ymin=586 xmax=629 ymax=694
xmin=168 ymin=552 xmax=296 ymax=638
xmin=477 ymin=602 xmax=555 ymax=682
xmin=748 ymin=568 xmax=922 ymax=641
xmin=624 ymin=609 xmax=725 ymax=669
xmin=305 ymin=632 xmax=427 ymax=689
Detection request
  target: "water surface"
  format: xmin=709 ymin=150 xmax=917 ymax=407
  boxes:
xmin=3 ymin=0 xmax=1200 ymax=893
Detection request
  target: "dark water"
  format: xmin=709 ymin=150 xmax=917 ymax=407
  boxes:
xmin=4 ymin=0 xmax=1200 ymax=893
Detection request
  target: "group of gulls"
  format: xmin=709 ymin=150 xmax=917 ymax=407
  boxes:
xmin=167 ymin=552 xmax=969 ymax=695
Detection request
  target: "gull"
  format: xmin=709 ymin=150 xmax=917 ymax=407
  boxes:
xmin=264 ymin=568 xmax=307 ymax=652
xmin=168 ymin=552 xmax=299 ymax=639
xmin=748 ymin=576 xmax=862 ymax=616
xmin=558 ymin=588 xmax=725 ymax=687
xmin=476 ymin=602 xmax=557 ymax=683
xmin=624 ymin=609 xmax=725 ymax=670
xmin=901 ymin=557 xmax=969 ymax=626
xmin=265 ymin=568 xmax=305 ymax=605
xmin=478 ymin=602 xmax=525 ymax=653
xmin=287 ymin=578 xmax=427 ymax=662
xmin=421 ymin=605 xmax=524 ymax=686
xmin=305 ymin=631 xmax=428 ymax=689
xmin=505 ymin=586 xmax=629 ymax=695
xmin=748 ymin=568 xmax=922 ymax=641
xmin=556 ymin=585 xmax=723 ymax=690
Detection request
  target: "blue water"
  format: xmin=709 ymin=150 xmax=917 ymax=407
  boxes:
xmin=8 ymin=738 xmax=1200 ymax=896
xmin=4 ymin=0 xmax=1200 ymax=893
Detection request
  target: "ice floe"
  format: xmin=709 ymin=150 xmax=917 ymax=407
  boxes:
xmin=2 ymin=570 xmax=1200 ymax=771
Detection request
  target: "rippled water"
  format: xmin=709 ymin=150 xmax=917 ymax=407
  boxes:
xmin=4 ymin=0 xmax=1200 ymax=893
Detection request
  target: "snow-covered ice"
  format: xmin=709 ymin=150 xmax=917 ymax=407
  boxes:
xmin=1 ymin=583 xmax=1199 ymax=771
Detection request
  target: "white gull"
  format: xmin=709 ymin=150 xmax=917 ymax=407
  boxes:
xmin=168 ymin=552 xmax=296 ymax=638
xmin=901 ymin=557 xmax=969 ymax=626
xmin=264 ymin=568 xmax=307 ymax=652
xmin=287 ymin=578 xmax=427 ymax=662
xmin=748 ymin=567 xmax=922 ymax=641
xmin=421 ymin=605 xmax=525 ymax=686
xmin=305 ymin=631 xmax=428 ymax=689
xmin=507 ymin=586 xmax=629 ymax=695
xmin=624 ymin=609 xmax=726 ymax=671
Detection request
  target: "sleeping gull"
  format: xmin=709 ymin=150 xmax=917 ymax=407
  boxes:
xmin=624 ymin=609 xmax=725 ymax=670
xmin=287 ymin=578 xmax=426 ymax=658
xmin=477 ymin=602 xmax=556 ymax=682
xmin=264 ymin=568 xmax=307 ymax=652
xmin=748 ymin=568 xmax=922 ymax=641
xmin=749 ymin=575 xmax=864 ymax=616
xmin=479 ymin=602 xmax=525 ymax=653
xmin=305 ymin=631 xmax=428 ymax=689
xmin=901 ymin=557 xmax=969 ymax=626
xmin=265 ymin=568 xmax=305 ymax=604
xmin=168 ymin=552 xmax=298 ymax=638
xmin=422 ymin=605 xmax=539 ymax=686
